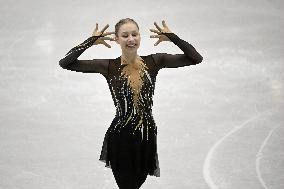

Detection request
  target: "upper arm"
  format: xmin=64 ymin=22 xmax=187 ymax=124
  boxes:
xmin=151 ymin=53 xmax=198 ymax=71
xmin=62 ymin=59 xmax=109 ymax=76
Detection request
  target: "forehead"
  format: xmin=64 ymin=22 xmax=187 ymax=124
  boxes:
xmin=119 ymin=23 xmax=138 ymax=33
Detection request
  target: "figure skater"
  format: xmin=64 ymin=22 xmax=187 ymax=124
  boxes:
xmin=59 ymin=18 xmax=203 ymax=189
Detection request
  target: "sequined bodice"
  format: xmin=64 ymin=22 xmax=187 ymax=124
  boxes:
xmin=120 ymin=56 xmax=149 ymax=115
xmin=107 ymin=56 xmax=157 ymax=120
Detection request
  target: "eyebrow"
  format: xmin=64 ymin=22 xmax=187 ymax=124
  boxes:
xmin=122 ymin=31 xmax=138 ymax=34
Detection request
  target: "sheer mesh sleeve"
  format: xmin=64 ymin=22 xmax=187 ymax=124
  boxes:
xmin=151 ymin=32 xmax=203 ymax=71
xmin=59 ymin=35 xmax=109 ymax=77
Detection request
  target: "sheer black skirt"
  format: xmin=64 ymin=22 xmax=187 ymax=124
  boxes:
xmin=99 ymin=117 xmax=160 ymax=178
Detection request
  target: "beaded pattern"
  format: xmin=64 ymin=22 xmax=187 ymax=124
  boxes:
xmin=120 ymin=56 xmax=148 ymax=115
xmin=106 ymin=55 xmax=157 ymax=143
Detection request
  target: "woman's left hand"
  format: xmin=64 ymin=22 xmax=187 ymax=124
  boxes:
xmin=150 ymin=20 xmax=172 ymax=46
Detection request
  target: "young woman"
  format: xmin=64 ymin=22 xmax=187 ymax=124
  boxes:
xmin=59 ymin=18 xmax=203 ymax=189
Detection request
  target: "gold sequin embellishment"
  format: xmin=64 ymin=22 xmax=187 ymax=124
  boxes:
xmin=120 ymin=56 xmax=148 ymax=114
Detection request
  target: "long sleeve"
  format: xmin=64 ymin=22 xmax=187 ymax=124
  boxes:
xmin=59 ymin=35 xmax=109 ymax=77
xmin=151 ymin=32 xmax=203 ymax=71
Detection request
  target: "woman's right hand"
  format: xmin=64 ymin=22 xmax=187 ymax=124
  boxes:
xmin=92 ymin=23 xmax=115 ymax=48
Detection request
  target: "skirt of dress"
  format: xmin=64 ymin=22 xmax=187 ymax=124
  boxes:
xmin=99 ymin=116 xmax=160 ymax=177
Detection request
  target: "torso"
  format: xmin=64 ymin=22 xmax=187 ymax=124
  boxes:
xmin=106 ymin=55 xmax=158 ymax=119
xmin=120 ymin=56 xmax=148 ymax=112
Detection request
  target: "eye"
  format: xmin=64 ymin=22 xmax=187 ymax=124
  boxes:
xmin=122 ymin=33 xmax=138 ymax=38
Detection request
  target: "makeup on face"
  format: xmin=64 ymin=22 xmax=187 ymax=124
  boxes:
xmin=121 ymin=31 xmax=139 ymax=48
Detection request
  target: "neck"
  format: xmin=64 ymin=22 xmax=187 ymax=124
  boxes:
xmin=121 ymin=52 xmax=138 ymax=65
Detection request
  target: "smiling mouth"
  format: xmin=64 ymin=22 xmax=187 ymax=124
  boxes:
xmin=127 ymin=44 xmax=136 ymax=48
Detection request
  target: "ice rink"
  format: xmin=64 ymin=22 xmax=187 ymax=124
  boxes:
xmin=0 ymin=0 xmax=283 ymax=188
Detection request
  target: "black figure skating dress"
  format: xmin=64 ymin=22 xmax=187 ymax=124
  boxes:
xmin=59 ymin=32 xmax=203 ymax=177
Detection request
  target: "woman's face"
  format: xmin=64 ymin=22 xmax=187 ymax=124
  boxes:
xmin=115 ymin=22 xmax=141 ymax=53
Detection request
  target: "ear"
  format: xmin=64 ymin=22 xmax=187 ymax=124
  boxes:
xmin=115 ymin=37 xmax=119 ymax=44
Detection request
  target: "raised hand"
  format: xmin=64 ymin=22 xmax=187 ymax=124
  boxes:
xmin=149 ymin=20 xmax=173 ymax=46
xmin=92 ymin=23 xmax=115 ymax=48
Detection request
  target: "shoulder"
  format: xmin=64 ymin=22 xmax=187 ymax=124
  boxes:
xmin=149 ymin=53 xmax=167 ymax=64
xmin=106 ymin=58 xmax=117 ymax=72
xmin=146 ymin=53 xmax=169 ymax=72
xmin=142 ymin=54 xmax=165 ymax=75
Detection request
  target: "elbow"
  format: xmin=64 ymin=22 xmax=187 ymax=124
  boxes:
xmin=197 ymin=55 xmax=203 ymax=64
xmin=59 ymin=58 xmax=68 ymax=69
xmin=193 ymin=54 xmax=203 ymax=64
xmin=59 ymin=60 xmax=65 ymax=69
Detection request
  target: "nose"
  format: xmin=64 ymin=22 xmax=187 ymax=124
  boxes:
xmin=128 ymin=35 xmax=135 ymax=42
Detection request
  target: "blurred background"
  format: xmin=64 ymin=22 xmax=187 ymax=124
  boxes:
xmin=0 ymin=0 xmax=283 ymax=188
